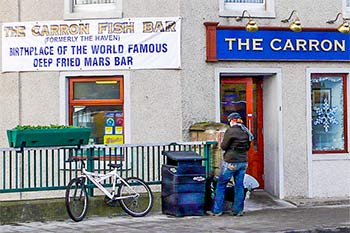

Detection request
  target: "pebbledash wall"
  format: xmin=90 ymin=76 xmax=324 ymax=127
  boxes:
xmin=0 ymin=0 xmax=349 ymax=200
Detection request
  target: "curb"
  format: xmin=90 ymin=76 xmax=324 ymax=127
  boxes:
xmin=284 ymin=197 xmax=350 ymax=207
xmin=0 ymin=193 xmax=162 ymax=224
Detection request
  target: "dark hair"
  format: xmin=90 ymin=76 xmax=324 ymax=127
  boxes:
xmin=227 ymin=112 xmax=242 ymax=122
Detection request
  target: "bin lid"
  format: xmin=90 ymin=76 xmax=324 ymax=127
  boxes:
xmin=162 ymin=151 xmax=204 ymax=161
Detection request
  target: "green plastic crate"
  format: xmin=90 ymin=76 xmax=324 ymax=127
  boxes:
xmin=7 ymin=128 xmax=91 ymax=148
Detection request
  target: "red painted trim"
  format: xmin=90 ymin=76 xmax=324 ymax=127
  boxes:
xmin=311 ymin=73 xmax=348 ymax=154
xmin=256 ymin=78 xmax=264 ymax=188
xmin=204 ymin=22 xmax=219 ymax=62
xmin=344 ymin=75 xmax=348 ymax=153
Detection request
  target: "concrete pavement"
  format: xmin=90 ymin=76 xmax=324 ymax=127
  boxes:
xmin=0 ymin=191 xmax=349 ymax=233
xmin=0 ymin=205 xmax=349 ymax=233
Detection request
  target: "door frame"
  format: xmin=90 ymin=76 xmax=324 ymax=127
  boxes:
xmin=215 ymin=67 xmax=285 ymax=198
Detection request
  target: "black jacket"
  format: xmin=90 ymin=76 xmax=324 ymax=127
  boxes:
xmin=220 ymin=124 xmax=250 ymax=163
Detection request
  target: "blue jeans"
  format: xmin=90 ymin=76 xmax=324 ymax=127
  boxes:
xmin=212 ymin=161 xmax=247 ymax=214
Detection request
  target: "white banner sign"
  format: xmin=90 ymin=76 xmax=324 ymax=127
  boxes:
xmin=2 ymin=17 xmax=181 ymax=72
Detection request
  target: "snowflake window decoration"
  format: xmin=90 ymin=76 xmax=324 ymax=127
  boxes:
xmin=313 ymin=98 xmax=338 ymax=132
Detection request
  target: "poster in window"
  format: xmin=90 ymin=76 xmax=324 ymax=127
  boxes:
xmin=105 ymin=126 xmax=113 ymax=135
xmin=116 ymin=117 xmax=123 ymax=126
xmin=115 ymin=126 xmax=123 ymax=134
xmin=104 ymin=135 xmax=123 ymax=145
xmin=312 ymin=89 xmax=331 ymax=107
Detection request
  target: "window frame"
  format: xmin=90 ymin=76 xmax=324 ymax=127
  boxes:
xmin=219 ymin=0 xmax=275 ymax=18
xmin=69 ymin=76 xmax=124 ymax=107
xmin=64 ymin=0 xmax=122 ymax=20
xmin=68 ymin=76 xmax=124 ymax=146
xmin=69 ymin=76 xmax=124 ymax=125
xmin=311 ymin=73 xmax=348 ymax=154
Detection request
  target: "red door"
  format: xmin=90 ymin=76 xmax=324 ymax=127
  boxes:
xmin=220 ymin=77 xmax=264 ymax=188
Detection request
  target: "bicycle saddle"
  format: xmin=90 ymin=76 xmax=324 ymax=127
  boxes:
xmin=108 ymin=163 xmax=122 ymax=169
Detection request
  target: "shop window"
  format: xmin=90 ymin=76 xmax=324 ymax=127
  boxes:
xmin=219 ymin=0 xmax=275 ymax=17
xmin=69 ymin=77 xmax=124 ymax=145
xmin=64 ymin=0 xmax=122 ymax=20
xmin=311 ymin=74 xmax=348 ymax=153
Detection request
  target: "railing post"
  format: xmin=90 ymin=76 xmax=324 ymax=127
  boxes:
xmin=204 ymin=141 xmax=218 ymax=176
xmin=86 ymin=147 xmax=94 ymax=196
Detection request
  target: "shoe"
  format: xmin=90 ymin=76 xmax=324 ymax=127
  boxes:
xmin=206 ymin=210 xmax=223 ymax=216
xmin=232 ymin=211 xmax=244 ymax=216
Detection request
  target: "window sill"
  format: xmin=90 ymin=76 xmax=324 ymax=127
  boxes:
xmin=219 ymin=9 xmax=275 ymax=18
xmin=312 ymin=154 xmax=350 ymax=161
xmin=64 ymin=10 xmax=122 ymax=20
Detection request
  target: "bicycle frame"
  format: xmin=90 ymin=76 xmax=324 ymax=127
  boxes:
xmin=80 ymin=163 xmax=139 ymax=200
xmin=66 ymin=157 xmax=154 ymax=221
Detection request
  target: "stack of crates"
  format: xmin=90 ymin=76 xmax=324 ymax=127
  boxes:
xmin=161 ymin=151 xmax=206 ymax=217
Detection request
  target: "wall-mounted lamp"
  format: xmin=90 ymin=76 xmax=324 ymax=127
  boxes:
xmin=326 ymin=13 xmax=350 ymax=34
xmin=236 ymin=10 xmax=259 ymax=32
xmin=281 ymin=10 xmax=302 ymax=32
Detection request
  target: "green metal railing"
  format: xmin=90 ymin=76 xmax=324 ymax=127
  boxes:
xmin=0 ymin=141 xmax=216 ymax=194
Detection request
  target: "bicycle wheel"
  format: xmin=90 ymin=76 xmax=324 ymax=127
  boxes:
xmin=118 ymin=177 xmax=153 ymax=217
xmin=65 ymin=177 xmax=88 ymax=222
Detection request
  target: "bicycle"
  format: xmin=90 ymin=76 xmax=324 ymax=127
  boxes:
xmin=65 ymin=155 xmax=153 ymax=222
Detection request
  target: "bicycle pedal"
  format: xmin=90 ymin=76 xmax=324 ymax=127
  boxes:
xmin=104 ymin=196 xmax=116 ymax=206
xmin=107 ymin=201 xmax=118 ymax=207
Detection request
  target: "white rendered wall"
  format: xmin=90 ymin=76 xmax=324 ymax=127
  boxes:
xmin=0 ymin=0 xmax=349 ymax=199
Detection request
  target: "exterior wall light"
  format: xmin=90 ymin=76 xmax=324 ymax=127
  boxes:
xmin=281 ymin=10 xmax=302 ymax=32
xmin=236 ymin=10 xmax=259 ymax=32
xmin=326 ymin=13 xmax=350 ymax=33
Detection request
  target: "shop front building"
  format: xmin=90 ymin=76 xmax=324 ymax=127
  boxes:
xmin=1 ymin=0 xmax=349 ymax=200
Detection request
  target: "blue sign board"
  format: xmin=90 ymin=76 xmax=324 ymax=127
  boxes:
xmin=216 ymin=29 xmax=350 ymax=61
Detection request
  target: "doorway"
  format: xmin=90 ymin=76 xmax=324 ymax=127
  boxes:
xmin=220 ymin=77 xmax=264 ymax=188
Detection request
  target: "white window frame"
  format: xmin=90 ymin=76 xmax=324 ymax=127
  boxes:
xmin=343 ymin=0 xmax=350 ymax=18
xmin=64 ymin=0 xmax=122 ymax=20
xmin=219 ymin=0 xmax=275 ymax=18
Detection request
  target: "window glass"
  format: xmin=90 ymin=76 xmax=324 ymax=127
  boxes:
xmin=311 ymin=75 xmax=346 ymax=152
xmin=220 ymin=83 xmax=247 ymax=124
xmin=344 ymin=0 xmax=350 ymax=17
xmin=73 ymin=0 xmax=117 ymax=12
xmin=73 ymin=106 xmax=123 ymax=144
xmin=224 ymin=0 xmax=264 ymax=9
xmin=224 ymin=0 xmax=263 ymax=3
xmin=73 ymin=81 xmax=120 ymax=100
xmin=75 ymin=0 xmax=117 ymax=4
xmin=69 ymin=77 xmax=124 ymax=146
xmin=64 ymin=0 xmax=122 ymax=19
xmin=219 ymin=0 xmax=274 ymax=17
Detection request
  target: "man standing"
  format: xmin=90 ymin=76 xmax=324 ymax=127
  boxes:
xmin=207 ymin=112 xmax=254 ymax=216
